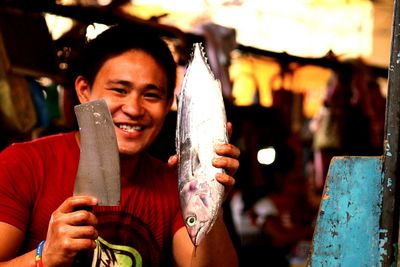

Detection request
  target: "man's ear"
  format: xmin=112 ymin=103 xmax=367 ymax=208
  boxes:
xmin=166 ymin=97 xmax=174 ymax=111
xmin=75 ymin=76 xmax=91 ymax=103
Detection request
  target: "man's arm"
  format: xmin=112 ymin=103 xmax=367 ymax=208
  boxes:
xmin=172 ymin=211 xmax=238 ymax=267
xmin=0 ymin=196 xmax=98 ymax=267
xmin=0 ymin=222 xmax=36 ymax=266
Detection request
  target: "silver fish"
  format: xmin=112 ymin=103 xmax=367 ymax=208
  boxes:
xmin=176 ymin=42 xmax=228 ymax=246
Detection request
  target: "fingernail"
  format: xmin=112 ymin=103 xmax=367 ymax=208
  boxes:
xmin=213 ymin=158 xmax=223 ymax=164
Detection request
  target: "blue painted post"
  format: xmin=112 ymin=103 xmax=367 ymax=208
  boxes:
xmin=308 ymin=157 xmax=383 ymax=266
xmin=308 ymin=0 xmax=400 ymax=265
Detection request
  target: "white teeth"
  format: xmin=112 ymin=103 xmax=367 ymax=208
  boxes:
xmin=118 ymin=124 xmax=142 ymax=133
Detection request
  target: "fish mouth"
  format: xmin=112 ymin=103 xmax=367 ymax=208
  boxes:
xmin=193 ymin=221 xmax=210 ymax=246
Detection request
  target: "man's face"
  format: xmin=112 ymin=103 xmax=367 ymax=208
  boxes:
xmin=78 ymin=50 xmax=172 ymax=156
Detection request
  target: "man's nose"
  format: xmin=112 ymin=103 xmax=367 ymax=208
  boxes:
xmin=121 ymin=96 xmax=145 ymax=117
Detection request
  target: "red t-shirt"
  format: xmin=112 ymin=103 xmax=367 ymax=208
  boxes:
xmin=0 ymin=132 xmax=184 ymax=267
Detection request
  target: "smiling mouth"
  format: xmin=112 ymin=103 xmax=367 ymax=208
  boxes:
xmin=117 ymin=124 xmax=144 ymax=133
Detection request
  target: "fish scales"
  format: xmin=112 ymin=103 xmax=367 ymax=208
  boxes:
xmin=176 ymin=43 xmax=228 ymax=246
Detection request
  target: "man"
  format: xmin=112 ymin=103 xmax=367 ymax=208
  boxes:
xmin=0 ymin=25 xmax=240 ymax=266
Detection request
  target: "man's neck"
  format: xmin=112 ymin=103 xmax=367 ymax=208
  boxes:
xmin=119 ymin=153 xmax=142 ymax=181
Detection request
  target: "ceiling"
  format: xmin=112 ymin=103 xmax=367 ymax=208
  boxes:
xmin=0 ymin=0 xmax=395 ymax=71
xmin=8 ymin=0 xmax=392 ymax=69
xmin=122 ymin=0 xmax=395 ymax=68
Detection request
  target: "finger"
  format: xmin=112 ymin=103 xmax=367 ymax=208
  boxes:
xmin=215 ymin=172 xmax=236 ymax=188
xmin=226 ymin=122 xmax=233 ymax=140
xmin=215 ymin=143 xmax=241 ymax=159
xmin=167 ymin=154 xmax=178 ymax=167
xmin=53 ymin=236 xmax=97 ymax=253
xmin=56 ymin=223 xmax=98 ymax=240
xmin=216 ymin=172 xmax=236 ymax=201
xmin=72 ymin=238 xmax=98 ymax=251
xmin=66 ymin=225 xmax=99 ymax=240
xmin=69 ymin=210 xmax=98 ymax=226
xmin=212 ymin=156 xmax=239 ymax=177
xmin=49 ymin=210 xmax=98 ymax=240
xmin=59 ymin=196 xmax=98 ymax=213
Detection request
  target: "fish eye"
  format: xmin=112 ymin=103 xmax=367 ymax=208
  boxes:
xmin=185 ymin=216 xmax=197 ymax=227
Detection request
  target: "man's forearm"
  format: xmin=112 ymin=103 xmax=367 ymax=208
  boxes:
xmin=193 ymin=211 xmax=238 ymax=267
xmin=0 ymin=250 xmax=36 ymax=267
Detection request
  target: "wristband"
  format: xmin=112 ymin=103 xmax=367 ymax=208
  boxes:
xmin=35 ymin=240 xmax=45 ymax=267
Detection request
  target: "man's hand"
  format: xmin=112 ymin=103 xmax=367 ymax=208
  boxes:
xmin=168 ymin=122 xmax=240 ymax=199
xmin=42 ymin=196 xmax=98 ymax=266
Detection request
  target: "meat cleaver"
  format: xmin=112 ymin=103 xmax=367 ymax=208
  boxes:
xmin=73 ymin=99 xmax=120 ymax=206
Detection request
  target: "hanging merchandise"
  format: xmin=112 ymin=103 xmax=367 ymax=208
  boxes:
xmin=30 ymin=77 xmax=63 ymax=129
xmin=312 ymin=106 xmax=342 ymax=150
xmin=270 ymin=62 xmax=305 ymax=133
xmin=311 ymin=59 xmax=385 ymax=154
xmin=272 ymin=88 xmax=294 ymax=130
xmin=29 ymin=78 xmax=50 ymax=129
xmin=0 ymin=8 xmax=59 ymax=80
xmin=0 ymin=74 xmax=37 ymax=134
xmin=197 ymin=22 xmax=237 ymax=102
xmin=44 ymin=82 xmax=62 ymax=122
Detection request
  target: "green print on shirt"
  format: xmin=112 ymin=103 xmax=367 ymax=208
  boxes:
xmin=92 ymin=236 xmax=142 ymax=267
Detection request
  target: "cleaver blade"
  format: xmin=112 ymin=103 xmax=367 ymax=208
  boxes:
xmin=74 ymin=99 xmax=120 ymax=206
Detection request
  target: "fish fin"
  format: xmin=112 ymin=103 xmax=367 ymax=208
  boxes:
xmin=191 ymin=148 xmax=200 ymax=177
xmin=175 ymin=93 xmax=180 ymax=151
xmin=192 ymin=42 xmax=217 ymax=80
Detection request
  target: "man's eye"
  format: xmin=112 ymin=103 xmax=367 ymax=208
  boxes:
xmin=145 ymin=92 xmax=163 ymax=100
xmin=112 ymin=88 xmax=127 ymax=94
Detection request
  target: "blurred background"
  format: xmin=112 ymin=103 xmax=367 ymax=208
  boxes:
xmin=0 ymin=0 xmax=393 ymax=266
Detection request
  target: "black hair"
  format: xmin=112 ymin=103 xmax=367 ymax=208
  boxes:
xmin=72 ymin=24 xmax=177 ymax=99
